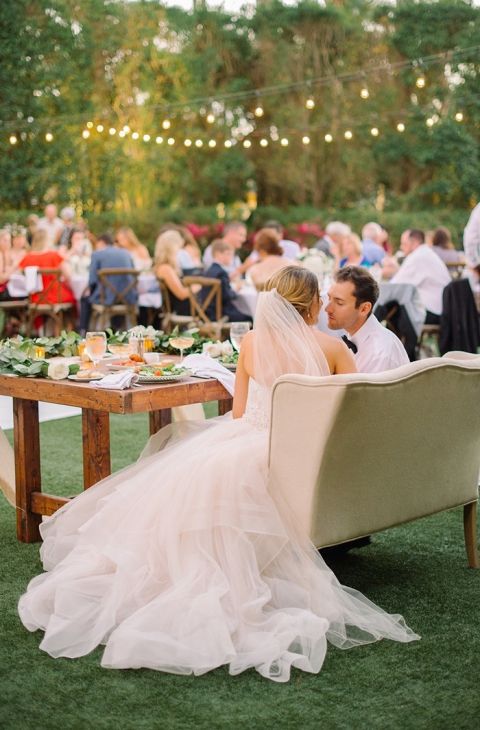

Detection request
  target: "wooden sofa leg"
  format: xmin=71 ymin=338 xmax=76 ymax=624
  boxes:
xmin=463 ymin=502 xmax=479 ymax=569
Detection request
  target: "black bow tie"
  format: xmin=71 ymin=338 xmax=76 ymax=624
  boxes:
xmin=342 ymin=335 xmax=358 ymax=354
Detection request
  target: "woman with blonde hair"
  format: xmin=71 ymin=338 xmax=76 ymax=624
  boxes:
xmin=19 ymin=265 xmax=418 ymax=682
xmin=116 ymin=227 xmax=151 ymax=271
xmin=340 ymin=232 xmax=369 ymax=268
xmin=154 ymin=230 xmax=192 ymax=315
xmin=249 ymin=227 xmax=295 ymax=291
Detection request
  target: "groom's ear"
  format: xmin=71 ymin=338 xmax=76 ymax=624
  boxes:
xmin=358 ymin=300 xmax=372 ymax=317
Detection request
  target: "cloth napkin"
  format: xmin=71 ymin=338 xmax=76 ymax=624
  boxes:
xmin=92 ymin=370 xmax=138 ymax=390
xmin=182 ymin=354 xmax=235 ymax=396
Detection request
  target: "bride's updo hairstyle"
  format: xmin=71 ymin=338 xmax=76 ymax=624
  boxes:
xmin=264 ymin=266 xmax=319 ymax=319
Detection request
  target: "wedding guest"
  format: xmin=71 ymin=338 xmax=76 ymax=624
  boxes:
xmin=154 ymin=230 xmax=192 ymax=315
xmin=391 ymin=229 xmax=451 ymax=324
xmin=315 ymin=221 xmax=350 ymax=260
xmin=176 ymin=226 xmax=203 ymax=274
xmin=339 ymin=233 xmax=369 ymax=268
xmin=432 ymin=227 xmax=465 ymax=265
xmin=64 ymin=229 xmax=92 ymax=277
xmin=463 ymin=201 xmax=480 ymax=268
xmin=326 ymin=265 xmax=409 ymax=372
xmin=26 ymin=214 xmax=39 ymax=246
xmin=202 ymin=240 xmax=252 ymax=322
xmin=116 ymin=226 xmax=152 ymax=271
xmin=10 ymin=226 xmax=30 ymax=268
xmin=79 ymin=233 xmax=137 ymax=335
xmin=58 ymin=207 xmax=76 ymax=249
xmin=263 ymin=220 xmax=301 ymax=260
xmin=202 ymin=221 xmax=246 ymax=274
xmin=37 ymin=204 xmax=64 ymax=247
xmin=17 ymin=230 xmax=75 ymax=306
xmin=361 ymin=222 xmax=386 ymax=265
xmin=249 ymin=228 xmax=295 ymax=291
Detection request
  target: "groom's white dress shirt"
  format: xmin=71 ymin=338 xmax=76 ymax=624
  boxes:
xmin=350 ymin=314 xmax=409 ymax=373
xmin=391 ymin=244 xmax=450 ymax=316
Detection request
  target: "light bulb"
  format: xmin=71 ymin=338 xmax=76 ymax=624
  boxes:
xmin=162 ymin=119 xmax=171 ymax=130
xmin=143 ymin=134 xmax=150 ymax=142
xmin=195 ymin=139 xmax=203 ymax=148
xmin=344 ymin=130 xmax=353 ymax=140
xmin=254 ymin=106 xmax=264 ymax=117
xmin=305 ymin=97 xmax=315 ymax=110
xmin=206 ymin=113 xmax=215 ymax=124
xmin=131 ymin=132 xmax=139 ymax=140
xmin=86 ymin=121 xmax=93 ymax=129
xmin=370 ymin=127 xmax=379 ymax=137
xmin=167 ymin=137 xmax=175 ymax=145
xmin=9 ymin=135 xmax=17 ymax=145
xmin=184 ymin=139 xmax=192 ymax=147
xmin=155 ymin=136 xmax=163 ymax=144
xmin=45 ymin=132 xmax=53 ymax=142
xmin=396 ymin=122 xmax=405 ymax=133
xmin=360 ymin=87 xmax=369 ymax=99
xmin=96 ymin=124 xmax=104 ymax=133
xmin=224 ymin=139 xmax=232 ymax=148
xmin=324 ymin=133 xmax=333 ymax=143
xmin=455 ymin=112 xmax=463 ymax=122
xmin=416 ymin=76 xmax=426 ymax=88
xmin=243 ymin=139 xmax=252 ymax=148
xmin=280 ymin=137 xmax=289 ymax=146
xmin=260 ymin=138 xmax=268 ymax=147
xmin=426 ymin=117 xmax=434 ymax=127
xmin=302 ymin=135 xmax=310 ymax=145
xmin=82 ymin=129 xmax=90 ymax=139
xmin=208 ymin=139 xmax=216 ymax=148
xmin=109 ymin=127 xmax=116 ymax=136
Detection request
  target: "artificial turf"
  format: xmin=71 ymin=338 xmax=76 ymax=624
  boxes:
xmin=1 ymin=413 xmax=479 ymax=730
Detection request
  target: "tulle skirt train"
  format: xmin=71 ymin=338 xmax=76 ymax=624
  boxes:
xmin=18 ymin=416 xmax=419 ymax=682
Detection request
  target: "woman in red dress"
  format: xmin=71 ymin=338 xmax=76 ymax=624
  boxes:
xmin=18 ymin=230 xmax=75 ymax=305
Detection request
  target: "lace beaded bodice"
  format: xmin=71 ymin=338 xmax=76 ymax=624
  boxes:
xmin=243 ymin=380 xmax=272 ymax=431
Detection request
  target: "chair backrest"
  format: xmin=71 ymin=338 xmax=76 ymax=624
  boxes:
xmin=268 ymin=358 xmax=480 ymax=547
xmin=97 ymin=268 xmax=139 ymax=306
xmin=29 ymin=268 xmax=62 ymax=306
xmin=183 ymin=275 xmax=222 ymax=323
xmin=157 ymin=277 xmax=173 ymax=316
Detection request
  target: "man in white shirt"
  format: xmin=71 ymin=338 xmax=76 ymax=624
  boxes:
xmin=37 ymin=204 xmax=65 ymax=248
xmin=203 ymin=221 xmax=246 ymax=275
xmin=391 ymin=229 xmax=450 ymax=324
xmin=463 ymin=202 xmax=480 ymax=268
xmin=325 ymin=266 xmax=409 ymax=372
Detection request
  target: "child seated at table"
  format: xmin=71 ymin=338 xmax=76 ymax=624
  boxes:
xmin=202 ymin=240 xmax=252 ymax=322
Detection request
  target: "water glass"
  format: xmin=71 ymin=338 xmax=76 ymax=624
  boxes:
xmin=230 ymin=322 xmax=251 ymax=352
xmin=85 ymin=332 xmax=107 ymax=367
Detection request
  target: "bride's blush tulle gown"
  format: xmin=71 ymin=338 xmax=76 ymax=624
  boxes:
xmin=18 ymin=291 xmax=419 ymax=682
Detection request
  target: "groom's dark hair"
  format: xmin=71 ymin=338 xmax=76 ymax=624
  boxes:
xmin=334 ymin=266 xmax=379 ymax=316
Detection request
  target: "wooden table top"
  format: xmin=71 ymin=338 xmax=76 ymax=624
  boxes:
xmin=0 ymin=374 xmax=231 ymax=414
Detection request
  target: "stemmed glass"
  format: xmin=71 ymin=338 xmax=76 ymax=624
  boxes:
xmin=230 ymin=322 xmax=251 ymax=352
xmin=85 ymin=331 xmax=107 ymax=369
xmin=169 ymin=335 xmax=195 ymax=364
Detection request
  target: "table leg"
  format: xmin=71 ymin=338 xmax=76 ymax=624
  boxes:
xmin=82 ymin=409 xmax=111 ymax=489
xmin=218 ymin=397 xmax=233 ymax=416
xmin=149 ymin=409 xmax=172 ymax=435
xmin=14 ymin=398 xmax=42 ymax=542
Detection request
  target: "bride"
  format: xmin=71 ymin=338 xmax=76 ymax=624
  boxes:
xmin=18 ymin=266 xmax=419 ymax=682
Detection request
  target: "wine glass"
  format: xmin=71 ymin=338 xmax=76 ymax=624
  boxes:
xmin=85 ymin=331 xmax=107 ymax=369
xmin=230 ymin=322 xmax=251 ymax=352
xmin=169 ymin=335 xmax=195 ymax=364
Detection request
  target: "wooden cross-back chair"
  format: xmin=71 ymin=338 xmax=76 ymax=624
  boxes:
xmin=157 ymin=278 xmax=196 ymax=333
xmin=91 ymin=268 xmax=139 ymax=330
xmin=27 ymin=268 xmax=74 ymax=336
xmin=183 ymin=275 xmax=229 ymax=339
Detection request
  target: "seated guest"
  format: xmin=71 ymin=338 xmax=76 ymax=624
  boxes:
xmin=263 ymin=220 xmax=301 ymax=260
xmin=116 ymin=226 xmax=152 ymax=271
xmin=432 ymin=227 xmax=465 ymax=265
xmin=154 ymin=230 xmax=192 ymax=316
xmin=202 ymin=240 xmax=252 ymax=322
xmin=79 ymin=233 xmax=137 ymax=334
xmin=315 ymin=221 xmax=350 ymax=260
xmin=176 ymin=227 xmax=203 ymax=274
xmin=391 ymin=229 xmax=451 ymax=324
xmin=64 ymin=229 xmax=92 ymax=277
xmin=340 ymin=233 xmax=369 ymax=268
xmin=37 ymin=204 xmax=64 ymax=248
xmin=10 ymin=226 xmax=30 ymax=268
xmin=26 ymin=214 xmax=39 ymax=246
xmin=361 ymin=222 xmax=386 ymax=265
xmin=249 ymin=228 xmax=295 ymax=290
xmin=326 ymin=265 xmax=409 ymax=372
xmin=202 ymin=221 xmax=246 ymax=276
xmin=18 ymin=230 xmax=75 ymax=305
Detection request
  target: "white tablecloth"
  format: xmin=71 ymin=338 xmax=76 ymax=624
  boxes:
xmin=235 ymin=286 xmax=258 ymax=319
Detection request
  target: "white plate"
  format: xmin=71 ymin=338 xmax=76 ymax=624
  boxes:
xmin=68 ymin=373 xmax=104 ymax=382
xmin=136 ymin=372 xmax=190 ymax=384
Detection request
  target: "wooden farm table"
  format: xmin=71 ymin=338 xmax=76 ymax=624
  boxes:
xmin=0 ymin=374 xmax=232 ymax=542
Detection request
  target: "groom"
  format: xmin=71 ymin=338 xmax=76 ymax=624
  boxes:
xmin=325 ymin=266 xmax=409 ymax=373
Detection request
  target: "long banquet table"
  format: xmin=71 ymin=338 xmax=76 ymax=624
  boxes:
xmin=0 ymin=373 xmax=232 ymax=542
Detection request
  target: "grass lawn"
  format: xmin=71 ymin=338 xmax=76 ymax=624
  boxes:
xmin=1 ymin=413 xmax=479 ymax=730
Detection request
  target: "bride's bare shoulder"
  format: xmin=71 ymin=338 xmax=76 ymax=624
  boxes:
xmin=313 ymin=330 xmax=342 ymax=353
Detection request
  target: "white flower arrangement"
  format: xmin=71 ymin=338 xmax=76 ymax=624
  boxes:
xmin=47 ymin=362 xmax=70 ymax=380
xmin=128 ymin=325 xmax=158 ymax=339
xmin=202 ymin=341 xmax=233 ymax=359
xmin=297 ymin=248 xmax=335 ymax=285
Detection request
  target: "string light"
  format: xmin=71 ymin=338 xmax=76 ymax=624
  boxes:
xmin=208 ymin=139 xmax=216 ymax=148
xmin=162 ymin=119 xmax=171 ymax=130
xmin=243 ymin=139 xmax=251 ymax=148
xmin=184 ymin=138 xmax=192 ymax=147
xmin=344 ymin=130 xmax=353 ymax=140
xmin=143 ymin=134 xmax=151 ymax=142
xmin=324 ymin=133 xmax=333 ymax=143
xmin=206 ymin=113 xmax=215 ymax=124
xmin=155 ymin=136 xmax=163 ymax=144
xmin=259 ymin=138 xmax=269 ymax=147
xmin=416 ymin=75 xmax=426 ymax=88
xmin=167 ymin=137 xmax=175 ymax=145
xmin=455 ymin=112 xmax=464 ymax=122
xmin=86 ymin=121 xmax=93 ymax=129
xmin=9 ymin=135 xmax=17 ymax=145
xmin=370 ymin=127 xmax=379 ymax=137
xmin=224 ymin=139 xmax=232 ymax=148
xmin=305 ymin=97 xmax=315 ymax=110
xmin=109 ymin=127 xmax=116 ymax=136
xmin=82 ymin=129 xmax=90 ymax=139
xmin=195 ymin=139 xmax=203 ymax=148
xmin=426 ymin=117 xmax=434 ymax=127
xmin=131 ymin=132 xmax=140 ymax=140
xmin=254 ymin=105 xmax=264 ymax=117
xmin=45 ymin=132 xmax=53 ymax=142
xmin=96 ymin=124 xmax=104 ymax=133
xmin=302 ymin=135 xmax=310 ymax=145
xmin=360 ymin=87 xmax=369 ymax=99
xmin=280 ymin=137 xmax=289 ymax=146
xmin=396 ymin=122 xmax=405 ymax=132
xmin=123 ymin=125 xmax=131 ymax=134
